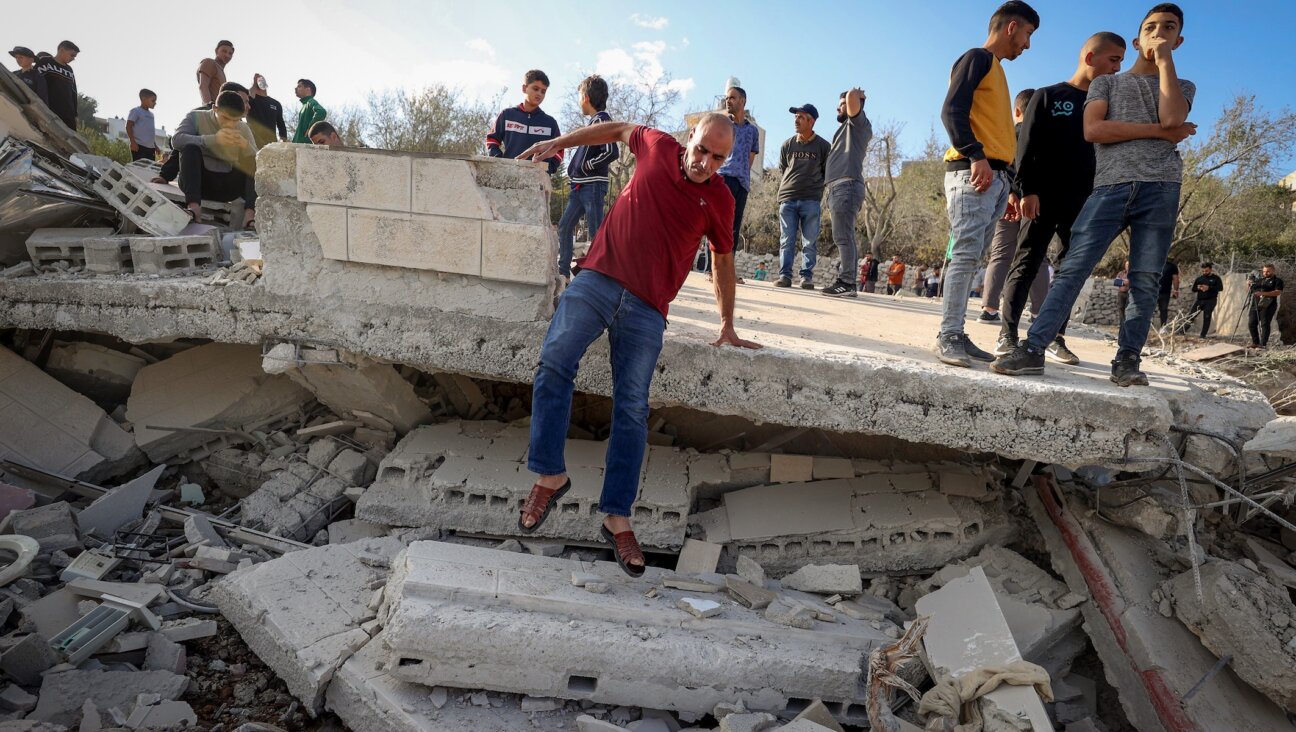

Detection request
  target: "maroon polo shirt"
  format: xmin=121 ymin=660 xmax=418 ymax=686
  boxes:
xmin=578 ymin=126 xmax=735 ymax=318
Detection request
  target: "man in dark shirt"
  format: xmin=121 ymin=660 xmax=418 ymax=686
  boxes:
xmin=1157 ymin=258 xmax=1180 ymax=327
xmin=1250 ymin=263 xmax=1284 ymax=348
xmin=860 ymin=253 xmax=880 ymax=292
xmin=511 ymin=113 xmax=758 ymax=577
xmin=996 ymin=32 xmax=1126 ymax=365
xmin=35 ymin=41 xmax=79 ymax=130
xmin=1182 ymin=262 xmax=1222 ymax=337
xmin=775 ymin=104 xmax=831 ymax=289
xmin=8 ymin=47 xmax=48 ymax=106
xmin=247 ymin=74 xmax=288 ymax=149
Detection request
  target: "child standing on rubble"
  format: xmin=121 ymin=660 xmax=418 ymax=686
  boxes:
xmin=992 ymin=3 xmax=1197 ymax=386
xmin=485 ymin=70 xmax=563 ymax=174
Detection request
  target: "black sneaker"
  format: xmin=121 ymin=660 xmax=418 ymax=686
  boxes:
xmin=774 ymin=276 xmax=792 ymax=288
xmin=991 ymin=344 xmax=1045 ymax=376
xmin=961 ymin=335 xmax=995 ymax=362
xmin=1046 ymin=336 xmax=1080 ymax=365
xmin=1110 ymin=357 xmax=1149 ymax=387
xmin=994 ymin=335 xmax=1017 ymax=356
xmin=799 ymin=278 xmax=815 ymax=290
xmin=936 ymin=333 xmax=971 ymax=367
xmin=822 ymin=280 xmax=858 ymax=298
xmin=978 ymin=311 xmax=1001 ymax=322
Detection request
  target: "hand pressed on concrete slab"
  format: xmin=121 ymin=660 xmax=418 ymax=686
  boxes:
xmin=712 ymin=326 xmax=761 ymax=350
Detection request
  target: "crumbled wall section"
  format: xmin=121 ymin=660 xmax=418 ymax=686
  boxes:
xmin=292 ymin=146 xmax=556 ymax=286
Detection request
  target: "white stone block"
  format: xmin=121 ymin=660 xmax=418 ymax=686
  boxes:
xmin=307 ymin=204 xmax=349 ymax=261
xmin=347 ymin=209 xmax=481 ymax=276
xmin=412 ymin=158 xmax=492 ymax=220
xmin=298 ymin=148 xmax=412 ymax=212
xmin=481 ymin=220 xmax=555 ymax=285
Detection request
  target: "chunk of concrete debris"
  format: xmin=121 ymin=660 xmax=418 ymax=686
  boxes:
xmin=584 ymin=581 xmax=610 ymax=594
xmin=28 ymin=670 xmax=188 ymax=728
xmin=329 ymin=448 xmax=375 ymax=486
xmin=677 ymin=597 xmax=722 ymax=619
xmin=1165 ymin=561 xmax=1296 ymax=712
xmin=675 ymin=539 xmax=722 ymax=575
xmin=1240 ymin=537 xmax=1296 ymax=590
xmin=718 ymin=712 xmax=778 ymax=732
xmin=0 ymin=345 xmax=141 ymax=482
xmin=126 ymin=343 xmax=311 ymax=462
xmin=780 ymin=564 xmax=862 ymax=596
xmin=20 ymin=588 xmax=84 ymax=638
xmin=384 ymin=541 xmax=892 ymax=716
xmin=124 ymin=694 xmax=197 ymax=729
xmin=764 ymin=597 xmax=816 ymax=629
xmin=914 ymin=567 xmax=1052 ymax=731
xmin=812 ymin=457 xmax=854 ymax=480
xmin=75 ymin=465 xmax=164 ymax=539
xmin=0 ymin=482 xmax=36 ymax=518
xmin=143 ymin=633 xmax=187 ymax=675
xmin=328 ymin=519 xmax=390 ymax=545
xmin=769 ymin=454 xmax=814 ymax=483
xmin=265 ymin=346 xmax=432 ymax=435
xmin=577 ymin=715 xmax=625 ymax=731
xmin=0 ymin=633 xmax=60 ymax=685
xmin=790 ymin=699 xmax=845 ymax=732
xmin=183 ymin=513 xmax=227 ymax=548
xmin=736 ymin=555 xmax=766 ymax=587
xmin=5 ymin=501 xmax=79 ymax=554
xmin=0 ymin=684 xmax=38 ymax=713
xmin=1243 ymin=416 xmax=1296 ymax=459
xmin=662 ymin=575 xmax=725 ymax=593
xmin=725 ymin=576 xmax=777 ymax=610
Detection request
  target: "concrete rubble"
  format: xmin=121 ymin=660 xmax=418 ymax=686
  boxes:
xmin=0 ymin=75 xmax=1292 ymax=732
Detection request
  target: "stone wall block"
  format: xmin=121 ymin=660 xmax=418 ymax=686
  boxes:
xmin=412 ymin=159 xmax=492 ymax=220
xmin=347 ymin=210 xmax=481 ymax=277
xmin=297 ymin=148 xmax=412 ymax=212
xmin=306 ymin=204 xmax=349 ymax=261
xmin=481 ymin=221 xmax=555 ymax=285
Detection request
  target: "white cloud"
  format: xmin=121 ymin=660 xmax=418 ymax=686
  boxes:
xmin=595 ymin=40 xmax=694 ymax=99
xmin=465 ymin=38 xmax=495 ymax=57
xmin=410 ymin=58 xmax=511 ymax=102
xmin=630 ymin=13 xmax=669 ymax=30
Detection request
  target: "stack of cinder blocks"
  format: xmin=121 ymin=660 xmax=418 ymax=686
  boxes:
xmin=129 ymin=230 xmax=220 ymax=274
xmin=92 ymin=162 xmax=190 ymax=236
xmin=24 ymin=228 xmax=113 ymax=268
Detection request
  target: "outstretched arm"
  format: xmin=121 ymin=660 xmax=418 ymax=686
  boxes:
xmin=518 ymin=122 xmax=636 ymax=163
xmin=710 ymin=251 xmax=760 ymax=350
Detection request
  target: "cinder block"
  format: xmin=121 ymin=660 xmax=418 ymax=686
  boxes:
xmin=93 ymin=163 xmax=188 ymax=236
xmin=129 ymin=234 xmax=219 ymax=274
xmin=384 ymin=541 xmax=892 ymax=717
xmin=412 ymin=158 xmax=492 ymax=219
xmin=25 ymin=228 xmax=113 ymax=267
xmin=306 ymin=204 xmax=348 ymax=261
xmin=347 ymin=209 xmax=481 ymax=276
xmin=83 ymin=237 xmax=133 ymax=274
xmin=297 ymin=147 xmax=412 ymax=212
xmin=481 ymin=220 xmax=556 ymax=285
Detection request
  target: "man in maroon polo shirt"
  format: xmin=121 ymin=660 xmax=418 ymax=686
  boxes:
xmin=514 ymin=112 xmax=760 ymax=576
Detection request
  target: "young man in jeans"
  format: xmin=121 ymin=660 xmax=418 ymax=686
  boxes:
xmin=823 ymin=88 xmax=873 ymax=298
xmin=936 ymin=1 xmax=1038 ymax=366
xmin=775 ymin=104 xmax=830 ymax=289
xmin=993 ymin=3 xmax=1196 ymax=386
xmin=557 ymin=75 xmax=619 ymax=278
xmin=514 ymin=114 xmax=760 ymax=576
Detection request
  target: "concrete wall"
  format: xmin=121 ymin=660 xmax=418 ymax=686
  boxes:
xmin=256 ymin=144 xmax=559 ymax=323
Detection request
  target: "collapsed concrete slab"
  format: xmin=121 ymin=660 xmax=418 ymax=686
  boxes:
xmin=1164 ymin=560 xmax=1296 ymax=713
xmin=0 ymin=143 xmax=1275 ymax=469
xmin=381 ymin=541 xmax=892 ymax=718
xmin=126 ymin=342 xmax=312 ymax=462
xmin=44 ymin=341 xmax=147 ymax=407
xmin=0 ymin=345 xmax=139 ymax=482
xmin=694 ymin=469 xmax=1014 ymax=574
xmin=262 ymin=344 xmax=432 ymax=435
xmin=1026 ymin=476 xmax=1291 ymax=732
xmin=356 ymin=421 xmax=691 ymax=548
xmin=210 ymin=536 xmax=406 ymax=712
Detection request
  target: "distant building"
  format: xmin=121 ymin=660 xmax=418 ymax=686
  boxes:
xmin=101 ymin=115 xmax=171 ymax=152
xmin=1281 ymin=170 xmax=1296 ymax=212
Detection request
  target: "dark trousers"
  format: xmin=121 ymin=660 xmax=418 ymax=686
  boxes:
xmin=1184 ymin=299 xmax=1216 ymax=337
xmin=1000 ymin=190 xmax=1086 ymax=341
xmin=1157 ymin=293 xmax=1172 ymax=326
xmin=703 ymin=175 xmax=748 ymax=274
xmin=1251 ymin=303 xmax=1277 ymax=346
xmin=177 ymin=145 xmax=255 ymax=208
xmin=131 ymin=145 xmax=157 ymax=162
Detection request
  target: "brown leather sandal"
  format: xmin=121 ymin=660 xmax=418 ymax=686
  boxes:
xmin=600 ymin=525 xmax=645 ymax=578
xmin=518 ymin=478 xmax=570 ymax=534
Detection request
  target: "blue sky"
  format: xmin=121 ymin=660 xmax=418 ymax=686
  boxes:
xmin=9 ymin=0 xmax=1296 ymax=174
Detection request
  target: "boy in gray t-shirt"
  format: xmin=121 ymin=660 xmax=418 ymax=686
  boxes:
xmin=992 ymin=2 xmax=1198 ymax=387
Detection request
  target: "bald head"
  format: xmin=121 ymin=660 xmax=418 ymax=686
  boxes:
xmin=683 ymin=112 xmax=736 ymax=183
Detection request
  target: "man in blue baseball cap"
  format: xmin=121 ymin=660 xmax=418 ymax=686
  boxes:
xmin=775 ymin=103 xmax=831 ymax=289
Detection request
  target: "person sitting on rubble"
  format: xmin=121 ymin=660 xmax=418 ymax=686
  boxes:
xmin=8 ymin=46 xmax=48 ymax=106
xmin=513 ymin=113 xmax=761 ymax=577
xmin=169 ymin=90 xmax=257 ymax=230
xmin=155 ymin=81 xmax=251 ymax=184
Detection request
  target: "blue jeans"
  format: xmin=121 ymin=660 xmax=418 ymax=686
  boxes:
xmin=778 ymin=199 xmax=821 ymax=280
xmin=1026 ymin=182 xmax=1181 ymax=360
xmin=528 ymin=270 xmax=664 ymax=517
xmin=556 ymin=182 xmax=609 ymax=277
xmin=828 ymin=180 xmax=866 ymax=286
xmin=941 ymin=169 xmax=1011 ymax=336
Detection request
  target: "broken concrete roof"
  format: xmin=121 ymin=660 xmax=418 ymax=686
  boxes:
xmin=0 ymin=143 xmax=1275 ymax=469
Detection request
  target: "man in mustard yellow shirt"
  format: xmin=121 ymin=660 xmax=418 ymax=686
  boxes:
xmin=935 ymin=0 xmax=1038 ymax=367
